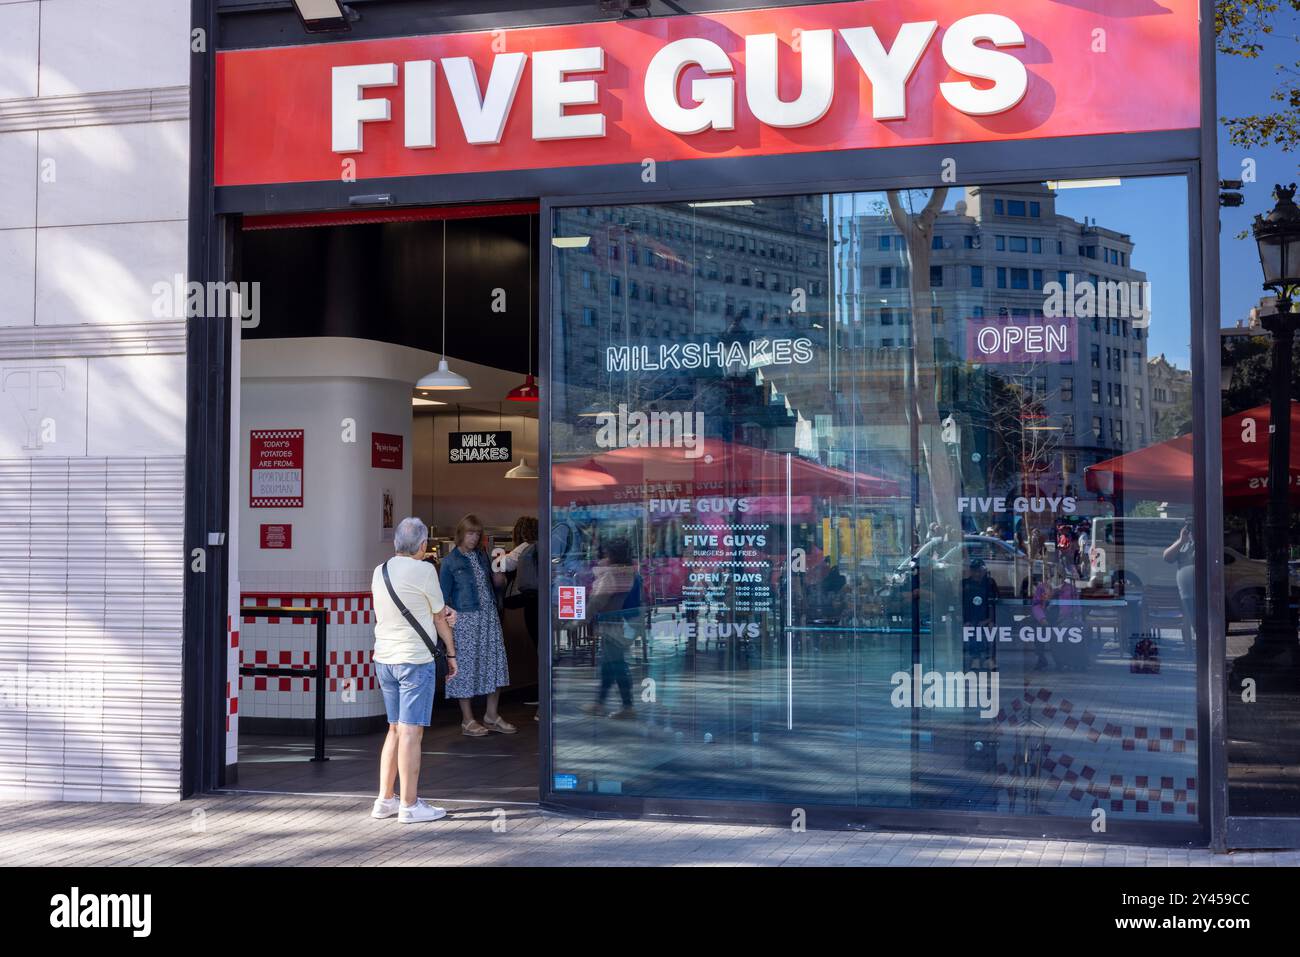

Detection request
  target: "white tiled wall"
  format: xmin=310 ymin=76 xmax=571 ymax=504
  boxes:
xmin=0 ymin=457 xmax=185 ymax=803
xmin=35 ymin=220 xmax=189 ymax=326
xmin=87 ymin=354 xmax=187 ymax=456
xmin=0 ymin=3 xmax=40 ymax=101
xmin=0 ymin=228 xmax=37 ymax=327
xmin=0 ymin=131 xmax=37 ymax=228
xmin=0 ymin=356 xmax=89 ymax=456
xmin=0 ymin=0 xmax=190 ymax=804
xmin=37 ymin=121 xmax=189 ymax=226
xmin=36 ymin=0 xmax=190 ymax=98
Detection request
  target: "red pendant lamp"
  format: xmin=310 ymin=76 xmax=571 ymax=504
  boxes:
xmin=506 ymin=373 xmax=539 ymax=402
xmin=506 ymin=216 xmax=540 ymax=403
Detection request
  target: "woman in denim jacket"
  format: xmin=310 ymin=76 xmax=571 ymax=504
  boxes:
xmin=440 ymin=514 xmax=514 ymax=736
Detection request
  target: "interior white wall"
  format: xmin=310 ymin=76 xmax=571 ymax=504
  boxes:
xmin=239 ymin=336 xmax=542 ymax=563
xmin=239 ymin=376 xmax=413 ymax=582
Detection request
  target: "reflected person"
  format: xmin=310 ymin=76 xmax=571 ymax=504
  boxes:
xmin=581 ymin=539 xmax=641 ymax=719
xmin=1162 ymin=519 xmax=1196 ymax=657
xmin=961 ymin=558 xmax=999 ymax=671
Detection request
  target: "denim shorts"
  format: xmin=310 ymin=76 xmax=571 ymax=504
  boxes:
xmin=375 ymin=661 xmax=437 ymax=726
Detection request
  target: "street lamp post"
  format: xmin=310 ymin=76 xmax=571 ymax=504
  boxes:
xmin=1233 ymin=184 xmax=1300 ymax=688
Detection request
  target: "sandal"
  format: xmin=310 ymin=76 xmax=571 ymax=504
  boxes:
xmin=482 ymin=715 xmax=517 ymax=734
xmin=461 ymin=720 xmax=489 ymax=737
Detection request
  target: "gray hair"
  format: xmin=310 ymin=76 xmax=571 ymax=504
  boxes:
xmin=393 ymin=517 xmax=428 ymax=556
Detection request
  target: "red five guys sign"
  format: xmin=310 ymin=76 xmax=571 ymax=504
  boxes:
xmin=214 ymin=0 xmax=1200 ymax=188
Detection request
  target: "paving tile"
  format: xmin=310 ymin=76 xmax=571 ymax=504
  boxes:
xmin=3 ymin=791 xmax=1300 ymax=866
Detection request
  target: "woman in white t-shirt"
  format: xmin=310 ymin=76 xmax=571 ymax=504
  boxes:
xmin=370 ymin=517 xmax=458 ymax=824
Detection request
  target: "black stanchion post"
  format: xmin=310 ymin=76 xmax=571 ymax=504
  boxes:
xmin=313 ymin=609 xmax=327 ymax=762
xmin=236 ymin=605 xmax=329 ymax=762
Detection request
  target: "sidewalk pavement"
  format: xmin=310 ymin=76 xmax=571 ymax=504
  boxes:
xmin=2 ymin=792 xmax=1298 ymax=866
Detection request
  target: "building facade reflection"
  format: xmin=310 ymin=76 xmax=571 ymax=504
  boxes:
xmin=548 ymin=178 xmax=1198 ymax=831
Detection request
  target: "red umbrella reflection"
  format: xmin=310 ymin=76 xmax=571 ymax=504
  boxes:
xmin=1085 ymin=402 xmax=1300 ymax=505
xmin=553 ymin=437 xmax=900 ymax=504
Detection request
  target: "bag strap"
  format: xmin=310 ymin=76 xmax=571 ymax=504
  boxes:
xmin=380 ymin=560 xmax=444 ymax=659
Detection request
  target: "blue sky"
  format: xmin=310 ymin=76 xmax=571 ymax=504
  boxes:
xmin=1217 ymin=15 xmax=1300 ymax=331
xmin=1054 ymin=177 xmax=1192 ymax=367
xmin=1039 ymin=17 xmax=1300 ymax=371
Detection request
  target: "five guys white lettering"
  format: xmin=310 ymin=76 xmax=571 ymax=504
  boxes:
xmin=331 ymin=14 xmax=1028 ymax=154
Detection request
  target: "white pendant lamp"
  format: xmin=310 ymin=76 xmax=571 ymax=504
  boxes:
xmin=417 ymin=218 xmax=471 ymax=391
xmin=505 ymin=414 xmax=538 ymax=479
xmin=505 ymin=458 xmax=538 ymax=480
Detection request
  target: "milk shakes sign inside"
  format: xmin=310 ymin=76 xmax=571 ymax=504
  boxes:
xmin=214 ymin=3 xmax=1200 ymax=188
xmin=449 ymin=430 xmax=512 ymax=463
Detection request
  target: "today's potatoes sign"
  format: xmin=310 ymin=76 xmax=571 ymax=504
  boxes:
xmin=214 ymin=0 xmax=1200 ymax=187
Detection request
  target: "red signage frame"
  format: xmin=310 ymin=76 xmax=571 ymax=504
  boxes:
xmin=250 ymin=429 xmax=305 ymax=508
xmin=259 ymin=524 xmax=293 ymax=549
xmin=372 ymin=432 xmax=404 ymax=469
xmin=215 ymin=0 xmax=1199 ymax=188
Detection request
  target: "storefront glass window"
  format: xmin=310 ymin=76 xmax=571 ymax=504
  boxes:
xmin=1222 ymin=325 xmax=1300 ymax=817
xmin=549 ymin=177 xmax=1196 ymax=827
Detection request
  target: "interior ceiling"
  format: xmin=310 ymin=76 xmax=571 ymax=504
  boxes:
xmin=239 ymin=333 xmax=538 ymax=415
xmin=240 ymin=214 xmax=536 ymax=375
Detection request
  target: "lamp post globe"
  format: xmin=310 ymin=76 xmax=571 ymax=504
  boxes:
xmin=1253 ymin=183 xmax=1300 ymax=307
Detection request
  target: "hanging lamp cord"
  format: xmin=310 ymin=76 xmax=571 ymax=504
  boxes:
xmin=442 ymin=219 xmax=448 ymax=360
xmin=527 ymin=215 xmax=533 ymax=376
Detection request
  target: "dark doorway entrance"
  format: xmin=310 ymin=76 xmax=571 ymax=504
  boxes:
xmin=225 ymin=206 xmax=542 ymax=806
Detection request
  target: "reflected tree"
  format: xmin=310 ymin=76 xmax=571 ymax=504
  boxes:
xmin=887 ymin=188 xmax=961 ymax=538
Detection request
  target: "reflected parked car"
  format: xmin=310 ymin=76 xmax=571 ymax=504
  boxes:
xmin=1088 ymin=516 xmax=1183 ymax=591
xmin=1224 ymin=547 xmax=1267 ymax=621
xmin=1224 ymin=547 xmax=1300 ymax=622
xmin=881 ymin=535 xmax=1044 ymax=607
xmin=932 ymin=536 xmax=1046 ymax=599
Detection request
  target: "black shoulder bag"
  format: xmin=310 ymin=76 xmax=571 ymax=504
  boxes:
xmin=380 ymin=560 xmax=446 ymax=661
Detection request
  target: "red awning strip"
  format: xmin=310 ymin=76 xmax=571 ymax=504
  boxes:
xmin=241 ymin=201 xmax=539 ymax=231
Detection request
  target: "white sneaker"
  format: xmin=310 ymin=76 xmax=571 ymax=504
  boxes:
xmin=371 ymin=796 xmax=400 ymax=819
xmin=399 ymin=798 xmax=447 ymax=824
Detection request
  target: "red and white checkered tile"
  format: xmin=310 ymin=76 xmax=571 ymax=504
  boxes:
xmin=224 ymin=611 xmax=241 ymax=768
xmin=236 ymin=591 xmax=384 ymax=722
xmin=240 ymin=592 xmax=374 ymax=626
xmin=994 ymin=685 xmax=1197 ymax=818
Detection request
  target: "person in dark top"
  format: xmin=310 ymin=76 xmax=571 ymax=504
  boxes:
xmin=810 ymin=557 xmax=848 ymax=623
xmin=581 ymin=539 xmax=642 ymax=719
xmin=962 ymin=558 xmax=1000 ymax=670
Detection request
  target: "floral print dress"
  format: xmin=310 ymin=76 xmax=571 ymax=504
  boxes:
xmin=444 ymin=551 xmax=510 ymax=698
